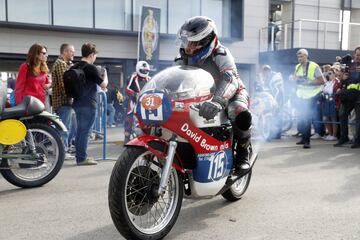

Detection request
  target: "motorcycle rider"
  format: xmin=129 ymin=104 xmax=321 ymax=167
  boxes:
xmin=175 ymin=16 xmax=251 ymax=175
xmin=124 ymin=60 xmax=151 ymax=143
xmin=261 ymin=64 xmax=285 ymax=139
xmin=261 ymin=65 xmax=284 ymax=108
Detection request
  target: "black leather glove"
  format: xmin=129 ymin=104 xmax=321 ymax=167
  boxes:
xmin=199 ymin=101 xmax=223 ymax=120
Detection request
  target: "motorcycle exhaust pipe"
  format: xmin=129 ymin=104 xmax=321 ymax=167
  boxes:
xmin=217 ymin=151 xmax=258 ymax=196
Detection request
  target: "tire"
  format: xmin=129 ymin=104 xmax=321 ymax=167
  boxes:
xmin=0 ymin=123 xmax=65 ymax=188
xmin=109 ymin=147 xmax=183 ymax=240
xmin=259 ymin=114 xmax=273 ymax=141
xmin=281 ymin=111 xmax=293 ymax=133
xmin=222 ymin=170 xmax=252 ymax=202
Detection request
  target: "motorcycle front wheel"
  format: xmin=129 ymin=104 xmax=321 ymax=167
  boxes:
xmin=0 ymin=123 xmax=65 ymax=188
xmin=108 ymin=147 xmax=183 ymax=240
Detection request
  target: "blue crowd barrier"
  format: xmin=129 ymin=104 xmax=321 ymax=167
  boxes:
xmin=94 ymin=91 xmax=117 ymax=161
xmin=312 ymin=120 xmax=356 ymax=125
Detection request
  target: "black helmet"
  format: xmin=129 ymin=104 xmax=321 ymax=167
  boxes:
xmin=177 ymin=16 xmax=218 ymax=65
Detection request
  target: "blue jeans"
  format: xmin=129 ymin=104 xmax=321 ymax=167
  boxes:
xmin=107 ymin=103 xmax=115 ymax=126
xmin=68 ymin=111 xmax=77 ymax=146
xmin=56 ymin=106 xmax=74 ymax=150
xmin=74 ymin=107 xmax=96 ymax=162
xmin=313 ymin=94 xmax=324 ymax=135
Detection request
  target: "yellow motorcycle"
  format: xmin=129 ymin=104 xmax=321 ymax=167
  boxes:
xmin=0 ymin=84 xmax=65 ymax=188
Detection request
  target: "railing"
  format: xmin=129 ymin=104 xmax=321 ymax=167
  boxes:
xmin=260 ymin=19 xmax=360 ymax=52
xmin=94 ymin=91 xmax=117 ymax=161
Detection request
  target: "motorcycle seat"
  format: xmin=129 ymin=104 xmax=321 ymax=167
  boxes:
xmin=0 ymin=96 xmax=44 ymax=120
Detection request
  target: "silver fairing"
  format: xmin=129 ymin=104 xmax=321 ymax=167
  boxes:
xmin=140 ymin=65 xmax=215 ymax=100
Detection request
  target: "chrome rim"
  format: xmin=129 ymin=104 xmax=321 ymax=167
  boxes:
xmin=232 ymin=173 xmax=249 ymax=193
xmin=125 ymin=151 xmax=180 ymax=234
xmin=5 ymin=128 xmax=59 ymax=181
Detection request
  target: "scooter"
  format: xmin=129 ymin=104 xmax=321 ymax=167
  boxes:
xmin=108 ymin=66 xmax=257 ymax=240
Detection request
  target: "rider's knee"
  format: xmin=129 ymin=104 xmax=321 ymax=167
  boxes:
xmin=235 ymin=110 xmax=252 ymax=131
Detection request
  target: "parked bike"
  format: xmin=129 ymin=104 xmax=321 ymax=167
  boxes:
xmin=251 ymin=88 xmax=293 ymax=141
xmin=108 ymin=66 xmax=257 ymax=240
xmin=0 ymin=82 xmax=65 ymax=188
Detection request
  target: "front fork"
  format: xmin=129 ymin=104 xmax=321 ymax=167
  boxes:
xmin=157 ymin=139 xmax=178 ymax=196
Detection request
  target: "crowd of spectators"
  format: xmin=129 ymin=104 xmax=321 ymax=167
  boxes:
xmin=4 ymin=42 xmax=126 ymax=165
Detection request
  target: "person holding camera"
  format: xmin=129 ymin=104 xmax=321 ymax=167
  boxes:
xmin=294 ymin=49 xmax=325 ymax=148
xmin=321 ymin=67 xmax=341 ymax=141
xmin=334 ymin=47 xmax=360 ymax=148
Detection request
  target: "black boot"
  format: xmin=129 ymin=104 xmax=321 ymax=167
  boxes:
xmin=234 ymin=140 xmax=251 ymax=175
xmin=231 ymin=111 xmax=252 ymax=176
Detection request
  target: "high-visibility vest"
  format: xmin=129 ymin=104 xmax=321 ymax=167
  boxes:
xmin=347 ymin=83 xmax=360 ymax=91
xmin=295 ymin=61 xmax=323 ymax=99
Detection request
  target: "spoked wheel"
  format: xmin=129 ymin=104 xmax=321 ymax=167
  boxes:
xmin=222 ymin=170 xmax=252 ymax=201
xmin=0 ymin=123 xmax=65 ymax=188
xmin=281 ymin=110 xmax=293 ymax=133
xmin=259 ymin=114 xmax=273 ymax=141
xmin=109 ymin=147 xmax=183 ymax=240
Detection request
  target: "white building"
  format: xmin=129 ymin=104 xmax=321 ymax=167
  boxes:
xmin=0 ymin=0 xmax=266 ymax=90
xmin=0 ymin=0 xmax=359 ymax=92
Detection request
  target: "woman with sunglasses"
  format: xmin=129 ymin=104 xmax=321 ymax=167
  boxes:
xmin=14 ymin=43 xmax=51 ymax=105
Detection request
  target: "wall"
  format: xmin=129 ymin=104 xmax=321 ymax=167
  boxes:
xmin=292 ymin=0 xmax=341 ymax=50
xmin=349 ymin=9 xmax=360 ymax=50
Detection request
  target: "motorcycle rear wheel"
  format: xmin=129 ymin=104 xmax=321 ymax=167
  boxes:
xmin=108 ymin=146 xmax=183 ymax=240
xmin=222 ymin=170 xmax=252 ymax=202
xmin=0 ymin=123 xmax=65 ymax=188
xmin=259 ymin=114 xmax=274 ymax=141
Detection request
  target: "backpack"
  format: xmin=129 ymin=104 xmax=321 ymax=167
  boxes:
xmin=63 ymin=63 xmax=87 ymax=98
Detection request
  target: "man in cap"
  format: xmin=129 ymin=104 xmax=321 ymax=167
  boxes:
xmin=294 ymin=49 xmax=325 ymax=148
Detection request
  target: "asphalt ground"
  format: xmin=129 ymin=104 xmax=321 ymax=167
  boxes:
xmin=1 ymin=132 xmax=360 ymax=240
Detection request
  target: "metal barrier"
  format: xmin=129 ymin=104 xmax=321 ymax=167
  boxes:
xmin=313 ymin=120 xmax=356 ymax=125
xmin=260 ymin=19 xmax=360 ymax=52
xmin=94 ymin=91 xmax=117 ymax=161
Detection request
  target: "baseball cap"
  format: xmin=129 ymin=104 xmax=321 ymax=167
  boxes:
xmin=297 ymin=48 xmax=308 ymax=56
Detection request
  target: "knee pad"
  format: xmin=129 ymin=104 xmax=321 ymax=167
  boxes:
xmin=235 ymin=110 xmax=252 ymax=131
xmin=232 ymin=110 xmax=252 ymax=141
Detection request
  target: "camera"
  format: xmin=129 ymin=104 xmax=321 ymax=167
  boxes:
xmin=338 ymin=54 xmax=352 ymax=73
xmin=296 ymin=76 xmax=307 ymax=84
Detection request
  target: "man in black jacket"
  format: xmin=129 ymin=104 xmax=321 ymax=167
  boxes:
xmin=72 ymin=43 xmax=108 ymax=165
xmin=334 ymin=47 xmax=360 ymax=148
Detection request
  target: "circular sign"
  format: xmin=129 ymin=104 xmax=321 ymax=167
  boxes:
xmin=141 ymin=94 xmax=162 ymax=110
xmin=136 ymin=90 xmax=172 ymax=125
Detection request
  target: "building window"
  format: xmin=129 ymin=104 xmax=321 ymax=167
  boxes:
xmin=201 ymin=0 xmax=224 ymax=36
xmin=168 ymin=0 xmax=234 ymax=38
xmin=168 ymin=0 xmax=201 ymax=34
xmin=95 ymin=0 xmax=125 ymax=30
xmin=132 ymin=0 xmax=167 ymax=33
xmin=0 ymin=0 xmax=5 ymax=21
xmin=230 ymin=0 xmax=243 ymax=39
xmin=53 ymin=0 xmax=93 ymax=28
xmin=7 ymin=0 xmax=51 ymax=25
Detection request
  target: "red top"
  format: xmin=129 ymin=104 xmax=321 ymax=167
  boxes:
xmin=333 ymin=79 xmax=341 ymax=111
xmin=15 ymin=63 xmax=49 ymax=105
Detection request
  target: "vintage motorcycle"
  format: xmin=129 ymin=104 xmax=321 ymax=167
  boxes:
xmin=251 ymin=87 xmax=293 ymax=141
xmin=108 ymin=66 xmax=257 ymax=240
xmin=0 ymin=81 xmax=65 ymax=188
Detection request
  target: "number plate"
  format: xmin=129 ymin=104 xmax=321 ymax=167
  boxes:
xmin=141 ymin=94 xmax=163 ymax=110
xmin=136 ymin=90 xmax=172 ymax=125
